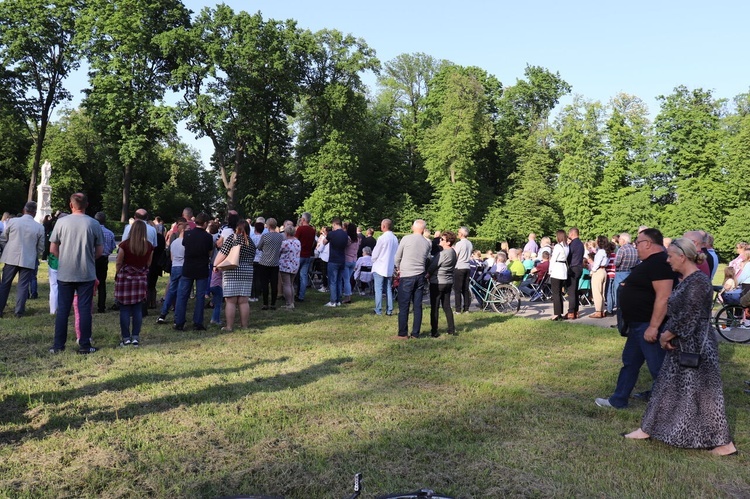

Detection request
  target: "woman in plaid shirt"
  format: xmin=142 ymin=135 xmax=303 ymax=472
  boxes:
xmin=114 ymin=221 xmax=153 ymax=346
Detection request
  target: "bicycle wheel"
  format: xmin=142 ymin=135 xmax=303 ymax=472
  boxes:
xmin=714 ymin=304 xmax=750 ymax=343
xmin=490 ymin=283 xmax=520 ymax=314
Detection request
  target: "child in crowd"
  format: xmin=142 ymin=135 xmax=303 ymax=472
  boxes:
xmin=209 ymin=267 xmax=223 ymax=326
xmin=469 ymin=250 xmax=485 ymax=280
xmin=492 ymin=253 xmax=512 ymax=283
xmin=522 ymin=251 xmax=535 ymax=273
xmin=719 ymin=266 xmax=739 ymax=305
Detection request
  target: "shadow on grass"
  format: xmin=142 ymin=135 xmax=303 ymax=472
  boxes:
xmin=0 ymin=356 xmax=350 ymax=444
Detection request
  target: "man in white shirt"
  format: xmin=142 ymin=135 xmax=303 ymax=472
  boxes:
xmin=370 ymin=218 xmax=399 ymax=316
xmin=121 ymin=208 xmax=157 ymax=247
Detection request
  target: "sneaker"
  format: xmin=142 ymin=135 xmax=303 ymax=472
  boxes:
xmin=318 ymin=287 xmax=328 ymax=293
xmin=335 ymin=302 xmax=342 ymax=307
xmin=210 ymin=320 xmax=223 ymax=326
xmin=173 ymin=323 xmax=184 ymax=331
xmin=248 ymin=297 xmax=259 ymax=302
xmin=193 ymin=323 xmax=206 ymax=331
xmin=595 ymin=397 xmax=615 ymax=408
xmin=49 ymin=347 xmax=64 ymax=354
xmin=156 ymin=315 xmax=166 ymax=324
xmin=324 ymin=301 xmax=337 ymax=307
xmin=77 ymin=346 xmax=98 ymax=354
xmin=119 ymin=338 xmax=132 ymax=347
xmin=131 ymin=337 xmax=140 ymax=347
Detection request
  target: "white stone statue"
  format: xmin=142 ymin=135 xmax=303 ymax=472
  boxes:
xmin=35 ymin=160 xmax=53 ymax=223
xmin=40 ymin=160 xmax=51 ymax=186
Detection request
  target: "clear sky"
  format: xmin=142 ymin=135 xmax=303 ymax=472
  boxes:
xmin=65 ymin=0 xmax=750 ymax=165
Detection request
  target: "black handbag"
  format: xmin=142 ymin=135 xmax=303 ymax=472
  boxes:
xmin=678 ymin=331 xmax=708 ymax=369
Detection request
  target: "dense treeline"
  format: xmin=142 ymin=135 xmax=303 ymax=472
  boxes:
xmin=1 ymin=1 xmax=748 ymax=255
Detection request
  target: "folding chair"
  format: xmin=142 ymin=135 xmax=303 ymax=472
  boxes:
xmin=355 ymin=265 xmax=373 ymax=296
xmin=578 ymin=270 xmax=593 ymax=306
xmin=529 ymin=272 xmax=552 ymax=302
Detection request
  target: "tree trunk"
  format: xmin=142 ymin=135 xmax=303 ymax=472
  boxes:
xmin=27 ymin=117 xmax=49 ymax=202
xmin=121 ymin=163 xmax=132 ymax=222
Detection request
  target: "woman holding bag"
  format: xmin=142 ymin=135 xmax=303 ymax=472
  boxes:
xmin=623 ymin=238 xmax=736 ymax=456
xmin=214 ymin=220 xmax=255 ymax=331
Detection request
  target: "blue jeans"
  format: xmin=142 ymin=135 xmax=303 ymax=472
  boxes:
xmin=373 ymin=272 xmax=393 ymax=315
xmin=119 ymin=303 xmax=143 ymax=339
xmin=174 ymin=275 xmax=208 ymax=327
xmin=297 ymin=257 xmax=312 ymax=300
xmin=607 ymin=271 xmax=630 ymax=314
xmin=609 ymin=321 xmax=666 ymax=408
xmin=29 ymin=259 xmax=39 ymax=298
xmin=327 ymin=262 xmax=345 ymax=303
xmin=397 ymin=274 xmax=426 ymax=337
xmin=160 ymin=266 xmax=183 ymax=317
xmin=54 ymin=280 xmax=95 ymax=350
xmin=210 ymin=285 xmax=223 ymax=323
xmin=343 ymin=260 xmax=356 ymax=297
xmin=0 ymin=264 xmax=34 ymax=316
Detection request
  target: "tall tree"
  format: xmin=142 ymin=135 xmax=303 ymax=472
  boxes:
xmin=174 ymin=5 xmax=305 ymax=215
xmin=654 ymin=86 xmax=726 ymax=235
xmin=591 ymin=93 xmax=657 ymax=235
xmin=296 ymin=28 xmax=380 ymax=223
xmin=82 ymin=0 xmax=190 ymax=221
xmin=419 ymin=65 xmax=494 ymax=230
xmin=377 ymin=53 xmax=447 ymax=206
xmin=0 ymin=0 xmax=83 ymax=201
xmin=554 ymin=97 xmax=606 ymax=236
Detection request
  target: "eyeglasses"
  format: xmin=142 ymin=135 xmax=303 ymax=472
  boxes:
xmin=634 ymin=239 xmax=650 ymax=246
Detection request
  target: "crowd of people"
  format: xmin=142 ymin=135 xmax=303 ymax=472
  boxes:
xmin=0 ymin=193 xmax=740 ymax=457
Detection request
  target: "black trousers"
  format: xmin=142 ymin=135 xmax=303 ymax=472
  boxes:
xmin=551 ymin=277 xmax=566 ymax=316
xmin=95 ymin=256 xmax=109 ymax=312
xmin=567 ymin=266 xmax=583 ymax=314
xmin=453 ymin=268 xmax=471 ymax=312
xmin=258 ymin=264 xmax=279 ymax=306
xmin=430 ymin=283 xmax=454 ymax=335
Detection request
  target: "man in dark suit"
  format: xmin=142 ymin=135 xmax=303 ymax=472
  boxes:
xmin=566 ymin=227 xmax=585 ymax=320
xmin=0 ymin=202 xmax=45 ymax=317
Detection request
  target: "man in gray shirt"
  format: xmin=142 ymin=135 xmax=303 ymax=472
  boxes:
xmin=49 ymin=193 xmax=103 ymax=354
xmin=394 ymin=219 xmax=431 ymax=339
xmin=0 ymin=201 xmax=45 ymax=317
xmin=453 ymin=226 xmax=473 ymax=313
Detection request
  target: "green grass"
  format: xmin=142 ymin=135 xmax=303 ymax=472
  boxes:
xmin=1 ymin=263 xmax=749 ymax=498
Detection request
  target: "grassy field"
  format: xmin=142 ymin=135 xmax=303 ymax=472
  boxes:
xmin=1 ymin=263 xmax=749 ymax=498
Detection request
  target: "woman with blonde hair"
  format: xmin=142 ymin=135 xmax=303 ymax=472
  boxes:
xmin=624 ymin=238 xmax=736 ymax=456
xmin=115 ymin=221 xmax=153 ymax=346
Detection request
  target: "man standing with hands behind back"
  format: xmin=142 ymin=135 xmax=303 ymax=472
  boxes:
xmin=49 ymin=193 xmax=103 ymax=354
xmin=394 ymin=219 xmax=431 ymax=339
xmin=566 ymin=227 xmax=585 ymax=319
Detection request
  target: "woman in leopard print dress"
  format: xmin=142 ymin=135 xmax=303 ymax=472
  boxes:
xmin=624 ymin=238 xmax=736 ymax=456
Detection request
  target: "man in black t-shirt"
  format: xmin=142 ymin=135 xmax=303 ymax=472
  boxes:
xmin=596 ymin=228 xmax=676 ymax=409
xmin=174 ymin=213 xmax=214 ymax=331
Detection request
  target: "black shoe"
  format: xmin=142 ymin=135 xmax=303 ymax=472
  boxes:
xmin=744 ymin=380 xmax=750 ymax=387
xmin=98 ymin=309 xmax=106 ymax=313
xmin=431 ymin=332 xmax=440 ymax=338
xmin=295 ymin=296 xmax=303 ymax=302
xmin=270 ymin=305 xmax=277 ymax=310
xmin=744 ymin=389 xmax=750 ymax=396
xmin=49 ymin=347 xmax=64 ymax=354
xmin=173 ymin=323 xmax=184 ymax=331
xmin=156 ymin=315 xmax=166 ymax=324
xmin=633 ymin=390 xmax=651 ymax=401
xmin=261 ymin=305 xmax=269 ymax=310
xmin=193 ymin=323 xmax=206 ymax=331
xmin=411 ymin=334 xmax=421 ymax=339
xmin=14 ymin=313 xmax=22 ymax=318
xmin=77 ymin=346 xmax=98 ymax=354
